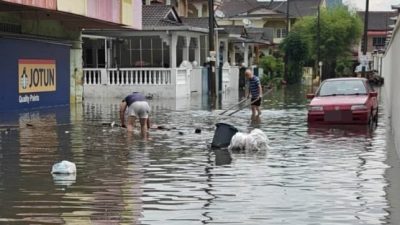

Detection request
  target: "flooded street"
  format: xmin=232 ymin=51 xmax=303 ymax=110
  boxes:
xmin=1 ymin=85 xmax=400 ymax=225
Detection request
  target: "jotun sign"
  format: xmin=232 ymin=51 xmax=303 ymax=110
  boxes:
xmin=18 ymin=59 xmax=56 ymax=93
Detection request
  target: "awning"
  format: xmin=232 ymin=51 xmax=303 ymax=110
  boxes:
xmin=367 ymin=31 xmax=388 ymax=36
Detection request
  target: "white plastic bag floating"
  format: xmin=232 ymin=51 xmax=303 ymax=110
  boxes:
xmin=51 ymin=160 xmax=76 ymax=174
xmin=228 ymin=132 xmax=248 ymax=150
xmin=247 ymin=128 xmax=270 ymax=151
xmin=52 ymin=173 xmax=76 ymax=186
xmin=228 ymin=129 xmax=269 ymax=151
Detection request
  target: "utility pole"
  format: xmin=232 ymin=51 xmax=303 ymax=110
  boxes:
xmin=361 ymin=0 xmax=369 ymax=77
xmin=284 ymin=0 xmax=289 ymax=82
xmin=208 ymin=0 xmax=216 ymax=98
xmin=317 ymin=0 xmax=321 ymax=81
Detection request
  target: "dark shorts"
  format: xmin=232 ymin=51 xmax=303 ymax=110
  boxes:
xmin=251 ymin=97 xmax=261 ymax=106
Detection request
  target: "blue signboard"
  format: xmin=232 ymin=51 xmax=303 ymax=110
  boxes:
xmin=0 ymin=37 xmax=70 ymax=111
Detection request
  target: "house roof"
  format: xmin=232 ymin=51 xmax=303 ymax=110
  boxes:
xmin=219 ymin=25 xmax=248 ymax=37
xmin=217 ymin=25 xmax=271 ymax=44
xmin=357 ymin=11 xmax=397 ymax=31
xmin=246 ymin=27 xmax=274 ymax=42
xmin=142 ymin=5 xmax=183 ymax=28
xmin=217 ymin=0 xmax=321 ymax=18
xmin=141 ymin=5 xmax=208 ymax=32
xmin=181 ymin=17 xmax=212 ymax=29
xmin=83 ymin=5 xmax=209 ymax=36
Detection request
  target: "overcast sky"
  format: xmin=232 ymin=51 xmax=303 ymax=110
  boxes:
xmin=343 ymin=0 xmax=400 ymax=11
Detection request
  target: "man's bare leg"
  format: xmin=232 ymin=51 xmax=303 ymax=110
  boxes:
xmin=139 ymin=118 xmax=148 ymax=137
xmin=127 ymin=116 xmax=136 ymax=132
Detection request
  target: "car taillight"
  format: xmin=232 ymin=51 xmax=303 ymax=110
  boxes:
xmin=308 ymin=106 xmax=323 ymax=111
xmin=351 ymin=104 xmax=367 ymax=110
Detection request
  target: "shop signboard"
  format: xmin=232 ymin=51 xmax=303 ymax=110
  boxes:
xmin=0 ymin=37 xmax=70 ymax=111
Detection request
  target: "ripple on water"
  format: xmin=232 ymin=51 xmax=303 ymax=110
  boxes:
xmin=0 ymin=88 xmax=395 ymax=225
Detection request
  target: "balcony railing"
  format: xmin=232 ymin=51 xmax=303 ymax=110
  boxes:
xmin=84 ymin=68 xmax=181 ymax=85
xmin=83 ymin=67 xmax=192 ymax=99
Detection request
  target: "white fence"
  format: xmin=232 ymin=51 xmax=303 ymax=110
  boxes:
xmin=83 ymin=68 xmax=190 ymax=99
xmin=83 ymin=65 xmax=239 ymax=99
xmin=382 ymin=18 xmax=400 ymax=155
xmin=84 ymin=68 xmax=175 ymax=86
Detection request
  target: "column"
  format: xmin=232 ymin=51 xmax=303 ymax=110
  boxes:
xmin=193 ymin=3 xmax=203 ymax=17
xmin=229 ymin=43 xmax=236 ymax=66
xmin=223 ymin=39 xmax=228 ymax=64
xmin=169 ymin=34 xmax=178 ymax=68
xmin=70 ymin=36 xmax=83 ymax=104
xmin=182 ymin=36 xmax=190 ymax=62
xmin=244 ymin=43 xmax=249 ymax=67
xmin=195 ymin=37 xmax=201 ymax=65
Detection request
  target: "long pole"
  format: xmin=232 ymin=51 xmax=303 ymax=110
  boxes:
xmin=317 ymin=0 xmax=321 ymax=81
xmin=208 ymin=0 xmax=216 ymax=98
xmin=284 ymin=0 xmax=289 ymax=82
xmin=362 ymin=0 xmax=369 ymax=77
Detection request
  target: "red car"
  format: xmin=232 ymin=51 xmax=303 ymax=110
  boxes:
xmin=307 ymin=78 xmax=378 ymax=124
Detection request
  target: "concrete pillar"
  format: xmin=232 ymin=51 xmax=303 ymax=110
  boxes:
xmin=229 ymin=43 xmax=236 ymax=66
xmin=145 ymin=0 xmax=151 ymax=5
xmin=170 ymin=34 xmax=178 ymax=68
xmin=193 ymin=3 xmax=203 ymax=17
xmin=204 ymin=36 xmax=209 ymax=62
xmin=182 ymin=36 xmax=190 ymax=62
xmin=166 ymin=0 xmax=171 ymax=5
xmin=70 ymin=37 xmax=83 ymax=104
xmin=223 ymin=39 xmax=228 ymax=64
xmin=244 ymin=43 xmax=249 ymax=67
xmin=195 ymin=37 xmax=201 ymax=65
xmin=105 ymin=38 xmax=112 ymax=68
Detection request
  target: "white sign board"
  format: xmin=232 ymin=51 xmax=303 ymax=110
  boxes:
xmin=359 ymin=54 xmax=368 ymax=67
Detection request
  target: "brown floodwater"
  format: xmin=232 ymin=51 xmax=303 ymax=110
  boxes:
xmin=0 ymin=85 xmax=399 ymax=225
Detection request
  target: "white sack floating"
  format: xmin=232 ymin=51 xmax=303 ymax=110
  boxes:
xmin=228 ymin=128 xmax=270 ymax=151
xmin=51 ymin=160 xmax=76 ymax=174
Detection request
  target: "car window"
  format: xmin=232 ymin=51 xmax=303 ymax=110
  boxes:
xmin=318 ymin=80 xmax=367 ymax=96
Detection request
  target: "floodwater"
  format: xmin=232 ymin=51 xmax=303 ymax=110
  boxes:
xmin=1 ymin=85 xmax=400 ymax=225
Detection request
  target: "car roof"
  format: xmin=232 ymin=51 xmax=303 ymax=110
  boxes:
xmin=324 ymin=77 xmax=367 ymax=82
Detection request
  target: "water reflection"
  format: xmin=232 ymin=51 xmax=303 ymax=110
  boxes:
xmin=51 ymin=173 xmax=76 ymax=186
xmin=0 ymin=85 xmax=399 ymax=225
xmin=308 ymin=124 xmax=374 ymax=138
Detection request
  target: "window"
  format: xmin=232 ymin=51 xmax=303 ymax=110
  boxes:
xmin=276 ymin=28 xmax=287 ymax=38
xmin=373 ymin=37 xmax=386 ymax=47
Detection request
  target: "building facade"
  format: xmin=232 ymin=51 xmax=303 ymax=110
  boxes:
xmin=0 ymin=0 xmax=142 ymax=111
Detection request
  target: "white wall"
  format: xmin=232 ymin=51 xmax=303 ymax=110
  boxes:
xmin=382 ymin=19 xmax=400 ymax=155
xmin=84 ymin=84 xmax=179 ymax=99
xmin=190 ymin=67 xmax=203 ymax=95
xmin=229 ymin=66 xmax=240 ymax=91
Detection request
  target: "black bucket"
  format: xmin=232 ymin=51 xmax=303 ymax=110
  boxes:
xmin=211 ymin=123 xmax=238 ymax=148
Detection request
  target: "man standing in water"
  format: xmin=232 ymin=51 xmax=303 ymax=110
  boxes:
xmin=245 ymin=69 xmax=262 ymax=117
xmin=120 ymin=92 xmax=151 ymax=135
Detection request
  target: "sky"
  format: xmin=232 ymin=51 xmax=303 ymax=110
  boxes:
xmin=343 ymin=0 xmax=400 ymax=11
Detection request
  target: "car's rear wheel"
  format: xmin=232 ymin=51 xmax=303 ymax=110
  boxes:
xmin=368 ymin=109 xmax=377 ymax=130
xmin=374 ymin=107 xmax=379 ymax=123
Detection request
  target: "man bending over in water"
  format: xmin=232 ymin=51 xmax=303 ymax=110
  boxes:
xmin=120 ymin=92 xmax=151 ymax=134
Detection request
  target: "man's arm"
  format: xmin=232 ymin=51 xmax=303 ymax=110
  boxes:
xmin=258 ymin=83 xmax=262 ymax=99
xmin=119 ymin=101 xmax=127 ymax=127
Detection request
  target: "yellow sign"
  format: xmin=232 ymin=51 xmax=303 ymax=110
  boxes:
xmin=18 ymin=59 xmax=56 ymax=93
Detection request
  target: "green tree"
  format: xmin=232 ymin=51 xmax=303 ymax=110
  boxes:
xmin=287 ymin=6 xmax=362 ymax=79
xmin=259 ymin=55 xmax=284 ymax=86
xmin=280 ymin=31 xmax=309 ymax=84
